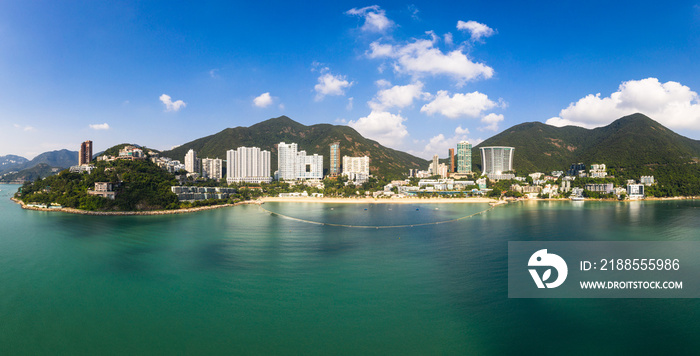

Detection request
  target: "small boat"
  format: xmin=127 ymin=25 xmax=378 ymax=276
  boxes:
xmin=570 ymin=196 xmax=584 ymax=201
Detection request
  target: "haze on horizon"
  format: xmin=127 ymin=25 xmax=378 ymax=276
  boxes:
xmin=1 ymin=1 xmax=700 ymax=160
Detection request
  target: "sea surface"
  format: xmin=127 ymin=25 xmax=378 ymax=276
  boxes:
xmin=1 ymin=183 xmax=699 ymax=355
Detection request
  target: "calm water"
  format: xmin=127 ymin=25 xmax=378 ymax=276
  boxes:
xmin=1 ymin=183 xmax=700 ymax=355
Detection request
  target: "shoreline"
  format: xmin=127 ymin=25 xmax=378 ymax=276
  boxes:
xmin=260 ymin=196 xmax=498 ymax=204
xmin=9 ymin=194 xmax=698 ymax=216
xmin=10 ymin=197 xmax=261 ymax=216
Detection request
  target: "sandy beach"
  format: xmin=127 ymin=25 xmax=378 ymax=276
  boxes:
xmin=259 ymin=196 xmax=498 ymax=204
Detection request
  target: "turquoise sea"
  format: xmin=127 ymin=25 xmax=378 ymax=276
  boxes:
xmin=1 ymin=183 xmax=700 ymax=355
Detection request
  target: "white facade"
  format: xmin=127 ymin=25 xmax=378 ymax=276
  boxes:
xmin=277 ymin=142 xmax=298 ymax=180
xmin=342 ymin=156 xmax=370 ymax=175
xmin=627 ymin=184 xmax=645 ymax=199
xmin=589 ymin=163 xmax=607 ymax=178
xmin=227 ymin=147 xmax=271 ymax=184
xmin=299 ymin=152 xmax=323 ymax=179
xmin=184 ymin=149 xmax=198 ymax=173
xmin=201 ymin=158 xmax=223 ymax=180
xmin=480 ymin=146 xmax=515 ymax=175
xmin=641 ymin=176 xmax=655 ymax=186
xmin=277 ymin=142 xmax=323 ymax=180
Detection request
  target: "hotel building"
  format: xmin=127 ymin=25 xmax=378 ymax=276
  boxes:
xmin=480 ymin=146 xmax=515 ymax=175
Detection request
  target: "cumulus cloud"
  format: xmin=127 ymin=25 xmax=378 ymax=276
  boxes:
xmin=89 ymin=123 xmax=110 ymax=130
xmin=369 ymin=82 xmax=429 ymax=111
xmin=480 ymin=113 xmax=504 ymax=131
xmin=455 ymin=125 xmax=469 ymax=135
xmin=546 ymin=78 xmax=700 ymax=130
xmin=413 ymin=125 xmax=482 ymax=159
xmin=457 ymin=20 xmax=495 ymax=41
xmin=346 ymin=5 xmax=393 ymax=32
xmin=159 ymin=94 xmax=186 ymax=112
xmin=253 ymin=92 xmax=274 ymax=108
xmin=367 ymin=38 xmax=493 ymax=85
xmin=421 ymin=90 xmax=498 ymax=118
xmin=347 ymin=111 xmax=408 ymax=147
xmin=314 ymin=72 xmax=353 ymax=101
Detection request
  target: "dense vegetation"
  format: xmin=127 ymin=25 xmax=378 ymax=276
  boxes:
xmin=160 ymin=116 xmax=428 ymax=179
xmin=473 ymin=113 xmax=700 ymax=174
xmin=17 ymin=159 xmax=180 ymax=211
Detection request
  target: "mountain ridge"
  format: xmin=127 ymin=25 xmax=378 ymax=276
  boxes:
xmin=472 ymin=113 xmax=700 ymax=173
xmin=160 ymin=116 xmax=429 ymax=178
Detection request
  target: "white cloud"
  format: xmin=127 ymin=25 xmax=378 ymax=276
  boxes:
xmin=421 ymin=90 xmax=498 ymax=118
xmin=346 ymin=5 xmax=393 ymax=32
xmin=159 ymin=94 xmax=186 ymax=112
xmin=546 ymin=78 xmax=700 ymax=130
xmin=314 ymin=72 xmax=353 ymax=101
xmin=14 ymin=124 xmax=34 ymax=131
xmin=455 ymin=125 xmax=469 ymax=135
xmin=347 ymin=111 xmax=408 ymax=148
xmin=457 ymin=20 xmax=495 ymax=41
xmin=367 ymin=38 xmax=494 ymax=85
xmin=346 ymin=97 xmax=354 ymax=111
xmin=375 ymin=79 xmax=392 ymax=88
xmin=369 ymin=82 xmax=429 ymax=111
xmin=89 ymin=123 xmax=110 ymax=130
xmin=480 ymin=113 xmax=504 ymax=131
xmin=209 ymin=69 xmax=219 ymax=78
xmin=444 ymin=32 xmax=454 ymax=46
xmin=411 ymin=125 xmax=482 ymax=159
xmin=253 ymin=92 xmax=274 ymax=108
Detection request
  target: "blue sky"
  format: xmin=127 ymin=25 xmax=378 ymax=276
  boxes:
xmin=1 ymin=1 xmax=700 ymax=159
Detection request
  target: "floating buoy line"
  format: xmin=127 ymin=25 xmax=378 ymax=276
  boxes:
xmin=256 ymin=203 xmax=503 ymax=229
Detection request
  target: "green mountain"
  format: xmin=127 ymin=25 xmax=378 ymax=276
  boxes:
xmin=0 ymin=163 xmax=62 ymax=183
xmin=160 ymin=116 xmax=428 ymax=178
xmin=472 ymin=113 xmax=700 ymax=173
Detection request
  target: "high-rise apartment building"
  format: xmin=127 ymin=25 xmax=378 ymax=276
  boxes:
xmin=457 ymin=141 xmax=472 ymax=174
xmin=342 ymin=156 xmax=370 ymax=183
xmin=342 ymin=156 xmax=370 ymax=175
xmin=184 ymin=149 xmax=198 ymax=173
xmin=448 ymin=148 xmax=455 ymax=173
xmin=431 ymin=154 xmax=439 ymax=176
xmin=226 ymin=146 xmax=271 ymax=184
xmin=79 ymin=140 xmax=93 ymax=166
xmin=479 ymin=146 xmax=515 ymax=174
xmin=201 ymin=158 xmax=223 ymax=180
xmin=277 ymin=142 xmax=323 ymax=180
xmin=329 ymin=141 xmax=340 ymax=177
xmin=278 ymin=142 xmax=298 ymax=180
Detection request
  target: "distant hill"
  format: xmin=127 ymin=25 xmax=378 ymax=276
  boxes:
xmin=0 ymin=155 xmax=30 ymax=175
xmin=160 ymin=116 xmax=428 ymax=178
xmin=0 ymin=149 xmax=77 ymax=180
xmin=0 ymin=163 xmax=62 ymax=183
xmin=472 ymin=113 xmax=700 ymax=173
xmin=26 ymin=149 xmax=78 ymax=169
